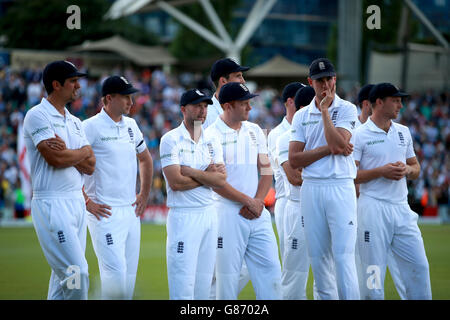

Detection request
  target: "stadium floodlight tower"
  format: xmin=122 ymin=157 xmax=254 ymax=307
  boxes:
xmin=105 ymin=0 xmax=277 ymax=64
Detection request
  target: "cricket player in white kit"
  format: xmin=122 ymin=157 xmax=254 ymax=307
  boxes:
xmin=204 ymin=58 xmax=252 ymax=299
xmin=206 ymin=82 xmax=282 ymax=300
xmin=160 ymin=89 xmax=227 ymax=300
xmin=277 ymin=86 xmax=316 ymax=299
xmin=82 ymin=76 xmax=153 ymax=300
xmin=289 ymin=58 xmax=360 ymax=300
xmin=355 ymin=84 xmax=406 ymax=300
xmin=354 ymin=83 xmax=431 ymax=300
xmin=23 ymin=60 xmax=95 ymax=300
xmin=268 ymin=82 xmax=305 ymax=265
xmin=203 ymin=58 xmax=250 ymax=129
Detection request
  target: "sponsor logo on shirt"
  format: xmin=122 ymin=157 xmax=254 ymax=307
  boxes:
xmin=53 ymin=123 xmax=65 ymax=129
xmin=301 ymin=120 xmax=319 ymax=126
xmin=221 ymin=140 xmax=237 ymax=146
xmin=160 ymin=153 xmax=172 ymax=160
xmin=31 ymin=126 xmax=49 ymax=136
xmin=100 ymin=136 xmax=119 ymax=141
xmin=367 ymin=139 xmax=384 ymax=146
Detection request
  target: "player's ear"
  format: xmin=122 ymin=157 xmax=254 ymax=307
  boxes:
xmin=307 ymin=77 xmax=313 ymax=86
xmin=52 ymin=79 xmax=62 ymax=91
xmin=219 ymin=76 xmax=228 ymax=87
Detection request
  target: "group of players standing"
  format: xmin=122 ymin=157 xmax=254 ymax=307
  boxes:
xmin=24 ymin=56 xmax=432 ymax=300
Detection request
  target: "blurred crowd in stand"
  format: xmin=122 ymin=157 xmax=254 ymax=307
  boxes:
xmin=0 ymin=63 xmax=448 ymax=220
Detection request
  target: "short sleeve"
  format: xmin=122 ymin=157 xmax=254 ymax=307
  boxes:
xmin=335 ymin=103 xmax=358 ymax=135
xmin=132 ymin=120 xmax=147 ymax=154
xmin=74 ymin=117 xmax=90 ymax=148
xmin=23 ymin=110 xmax=55 ymax=147
xmin=405 ymin=129 xmax=416 ymax=159
xmin=277 ymin=133 xmax=290 ymax=166
xmin=159 ymin=134 xmax=180 ymax=168
xmin=353 ymin=127 xmax=363 ymax=163
xmin=81 ymin=119 xmax=97 ymax=146
xmin=290 ymin=111 xmax=305 ymax=143
xmin=255 ymin=125 xmax=268 ymax=155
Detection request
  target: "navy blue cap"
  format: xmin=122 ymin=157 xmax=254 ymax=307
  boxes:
xmin=281 ymin=82 xmax=305 ymax=103
xmin=218 ymin=82 xmax=258 ymax=104
xmin=309 ymin=58 xmax=336 ymax=80
xmin=357 ymin=84 xmax=375 ymax=104
xmin=43 ymin=60 xmax=87 ymax=90
xmin=102 ymin=76 xmax=139 ymax=97
xmin=210 ymin=58 xmax=250 ymax=82
xmin=369 ymin=83 xmax=409 ymax=103
xmin=180 ymin=89 xmax=213 ymax=106
xmin=294 ymin=86 xmax=316 ymax=110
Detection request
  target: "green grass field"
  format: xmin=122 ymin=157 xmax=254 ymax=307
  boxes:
xmin=0 ymin=223 xmax=449 ymax=300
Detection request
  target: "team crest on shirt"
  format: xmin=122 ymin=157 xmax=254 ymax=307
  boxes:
xmin=128 ymin=127 xmax=134 ymax=143
xmin=206 ymin=142 xmax=214 ymax=158
xmin=331 ymin=110 xmax=338 ymax=125
xmin=248 ymin=130 xmax=257 ymax=146
xmin=398 ymin=131 xmax=406 ymax=146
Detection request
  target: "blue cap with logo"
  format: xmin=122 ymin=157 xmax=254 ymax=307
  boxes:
xmin=180 ymin=89 xmax=213 ymax=106
xmin=210 ymin=58 xmax=250 ymax=82
xmin=102 ymin=76 xmax=139 ymax=97
xmin=309 ymin=58 xmax=336 ymax=80
xmin=369 ymin=83 xmax=409 ymax=103
xmin=218 ymin=82 xmax=258 ymax=104
xmin=43 ymin=60 xmax=87 ymax=91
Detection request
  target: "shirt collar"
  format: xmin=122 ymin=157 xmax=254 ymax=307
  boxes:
xmin=41 ymin=97 xmax=68 ymax=118
xmin=366 ymin=117 xmax=396 ymax=134
xmin=215 ymin=116 xmax=242 ymax=134
xmin=308 ymin=94 xmax=342 ymax=114
xmin=99 ymin=108 xmax=126 ymax=128
xmin=178 ymin=121 xmax=205 ymax=143
xmin=280 ymin=117 xmax=290 ymax=130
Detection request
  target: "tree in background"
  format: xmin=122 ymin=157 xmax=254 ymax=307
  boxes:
xmin=0 ymin=0 xmax=159 ymax=50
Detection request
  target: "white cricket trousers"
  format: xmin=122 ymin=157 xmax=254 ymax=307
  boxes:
xmin=301 ymin=179 xmax=360 ymax=300
xmin=31 ymin=192 xmax=89 ymax=300
xmin=274 ymin=196 xmax=287 ymax=261
xmin=356 ymin=194 xmax=432 ymax=300
xmin=87 ymin=205 xmax=140 ymax=300
xmin=215 ymin=201 xmax=282 ymax=300
xmin=281 ymin=199 xmax=310 ymax=299
xmin=166 ymin=205 xmax=217 ymax=300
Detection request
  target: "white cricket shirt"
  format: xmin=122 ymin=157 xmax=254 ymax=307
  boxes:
xmin=82 ymin=108 xmax=147 ymax=206
xmin=290 ymin=94 xmax=358 ymax=180
xmin=353 ymin=118 xmax=416 ymax=204
xmin=202 ymin=94 xmax=223 ymax=129
xmin=23 ymin=98 xmax=89 ymax=198
xmin=268 ymin=117 xmax=290 ymax=199
xmin=205 ymin=117 xmax=268 ymax=204
xmin=277 ymin=130 xmax=301 ymax=201
xmin=160 ymin=122 xmax=224 ymax=208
